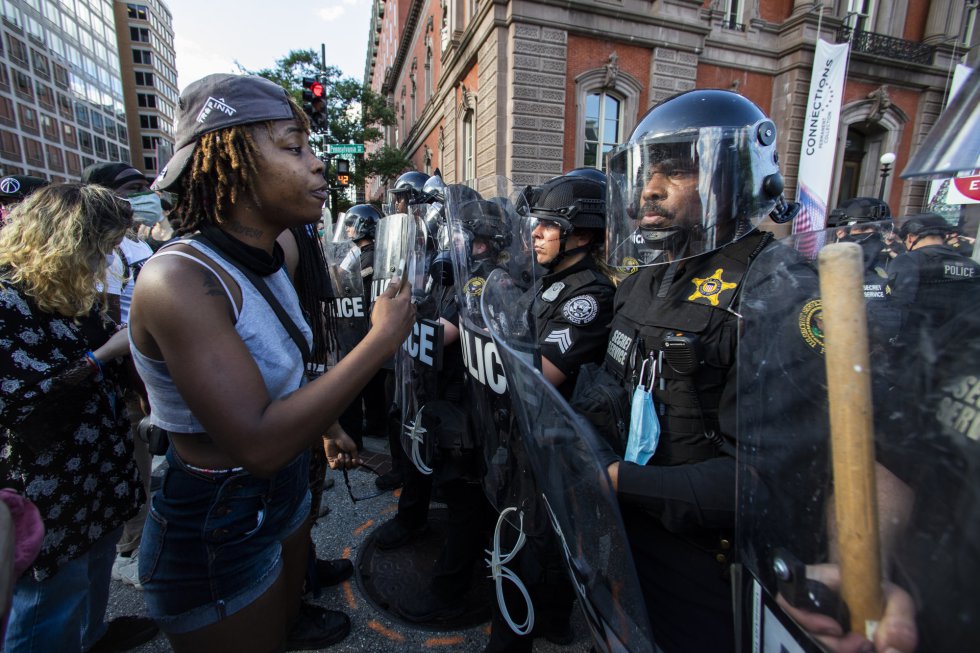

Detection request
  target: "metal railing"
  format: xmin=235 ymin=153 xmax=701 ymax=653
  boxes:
xmin=837 ymin=26 xmax=935 ymax=65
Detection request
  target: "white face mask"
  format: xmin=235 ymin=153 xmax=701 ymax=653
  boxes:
xmin=127 ymin=192 xmax=165 ymax=226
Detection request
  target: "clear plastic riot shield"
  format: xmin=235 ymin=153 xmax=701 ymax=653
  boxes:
xmin=321 ymin=239 xmax=367 ymax=367
xmin=482 ymin=268 xmax=655 ymax=652
xmin=394 ymin=206 xmax=444 ymax=474
xmin=442 ymin=177 xmax=537 ymax=515
xmin=736 ymin=227 xmax=980 ymax=653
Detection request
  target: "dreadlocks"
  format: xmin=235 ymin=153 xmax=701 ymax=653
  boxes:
xmin=289 ymin=223 xmax=338 ymax=369
xmin=172 ymin=99 xmax=309 ymax=234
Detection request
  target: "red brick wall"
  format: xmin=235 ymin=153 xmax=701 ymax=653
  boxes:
xmin=563 ymin=34 xmax=651 ymax=170
xmin=903 ymin=1 xmax=929 ymax=41
xmin=696 ymin=63 xmax=774 ymax=115
xmin=758 ymin=0 xmax=793 ymax=23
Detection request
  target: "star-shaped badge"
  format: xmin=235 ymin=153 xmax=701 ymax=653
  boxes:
xmin=688 ymin=268 xmax=737 ymax=306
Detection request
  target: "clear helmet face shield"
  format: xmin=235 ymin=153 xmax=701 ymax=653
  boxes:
xmin=384 ymin=187 xmax=419 ymax=216
xmin=605 ymin=122 xmax=780 ymax=269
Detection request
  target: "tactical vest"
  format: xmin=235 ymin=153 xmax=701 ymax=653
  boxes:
xmin=532 ymin=266 xmax=611 ymax=330
xmin=605 ymin=231 xmax=772 ymax=466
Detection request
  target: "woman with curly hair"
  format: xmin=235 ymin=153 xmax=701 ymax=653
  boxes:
xmin=0 ymin=183 xmax=158 ymax=652
xmin=128 ymin=74 xmax=414 ymax=651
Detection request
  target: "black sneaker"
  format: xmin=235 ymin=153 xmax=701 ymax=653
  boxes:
xmin=374 ymin=470 xmax=404 ymax=491
xmin=285 ymin=603 xmax=351 ymax=651
xmin=374 ymin=518 xmax=426 ymax=550
xmin=398 ymin=591 xmax=466 ymax=623
xmin=88 ymin=616 xmax=159 ymax=653
xmin=316 ymin=557 xmax=354 ymax=587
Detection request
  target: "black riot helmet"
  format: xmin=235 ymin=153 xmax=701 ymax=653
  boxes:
xmin=529 ymin=174 xmax=606 ymax=269
xmin=606 ymin=89 xmax=797 ymax=268
xmin=429 ymin=184 xmax=483 ymax=285
xmin=422 ymin=174 xmax=447 ymax=203
xmin=897 ymin=213 xmax=955 ymax=240
xmin=458 ymin=199 xmax=512 ymax=259
xmin=564 ymin=166 xmax=608 ymax=185
xmin=827 ymin=197 xmax=892 ymax=228
xmin=385 ymin=170 xmax=430 ymax=213
xmin=344 ymin=203 xmax=382 ymax=241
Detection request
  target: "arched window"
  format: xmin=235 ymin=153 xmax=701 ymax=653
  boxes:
xmin=574 ymin=62 xmax=642 ymax=170
xmin=425 ymin=46 xmax=432 ymax=102
xmin=462 ymin=108 xmax=475 ymax=181
xmin=583 ymin=91 xmax=621 ymax=170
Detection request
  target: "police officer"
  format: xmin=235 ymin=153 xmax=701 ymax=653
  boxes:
xmin=386 ymin=170 xmax=431 ymax=215
xmin=591 ymin=89 xmax=799 ymax=653
xmin=336 ymin=204 xmax=383 ymax=452
xmin=483 ymin=174 xmax=617 ymax=650
xmin=528 ymin=173 xmax=615 ymax=396
xmin=827 ymin=196 xmax=903 ymax=344
xmin=887 ymin=213 xmax=980 ymax=345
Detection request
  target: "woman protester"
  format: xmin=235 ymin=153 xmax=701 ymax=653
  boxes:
xmin=128 ymin=73 xmax=414 ymax=651
xmin=0 ymin=183 xmax=158 ymax=652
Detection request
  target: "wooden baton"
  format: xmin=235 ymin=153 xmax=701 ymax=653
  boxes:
xmin=817 ymin=242 xmax=884 ymax=639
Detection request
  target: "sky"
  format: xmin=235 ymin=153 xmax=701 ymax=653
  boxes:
xmin=163 ymin=0 xmax=374 ymax=91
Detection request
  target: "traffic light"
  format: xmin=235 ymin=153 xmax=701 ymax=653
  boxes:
xmin=301 ymin=77 xmax=327 ymax=132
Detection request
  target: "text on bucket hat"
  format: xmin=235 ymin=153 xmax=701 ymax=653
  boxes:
xmin=151 ymin=74 xmax=296 ymax=192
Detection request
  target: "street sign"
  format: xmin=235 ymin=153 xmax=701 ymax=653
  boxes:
xmin=327 ymin=144 xmax=365 ymax=155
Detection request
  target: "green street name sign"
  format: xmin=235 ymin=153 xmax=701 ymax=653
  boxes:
xmin=326 ymin=144 xmax=365 ymax=154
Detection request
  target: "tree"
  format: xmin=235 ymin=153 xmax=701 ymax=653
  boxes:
xmin=239 ymin=50 xmax=411 ymax=189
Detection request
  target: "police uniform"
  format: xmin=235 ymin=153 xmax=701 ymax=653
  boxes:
xmin=602 ymin=230 xmax=775 ymax=653
xmin=886 ymin=242 xmax=980 ymax=342
xmin=532 ymin=257 xmax=615 ymax=398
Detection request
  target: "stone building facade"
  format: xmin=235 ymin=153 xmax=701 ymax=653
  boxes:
xmin=365 ymin=0 xmax=977 ymax=218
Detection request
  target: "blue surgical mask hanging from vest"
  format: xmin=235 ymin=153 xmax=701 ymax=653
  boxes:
xmin=626 ymin=355 xmax=660 ymax=465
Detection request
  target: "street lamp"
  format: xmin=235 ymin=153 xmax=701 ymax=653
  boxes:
xmin=878 ymin=151 xmax=896 ymax=201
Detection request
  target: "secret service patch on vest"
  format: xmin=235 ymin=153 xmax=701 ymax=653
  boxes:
xmin=798 ymin=299 xmax=825 ymax=355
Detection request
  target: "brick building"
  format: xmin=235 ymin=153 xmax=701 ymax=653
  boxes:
xmin=364 ymin=0 xmax=977 ymax=218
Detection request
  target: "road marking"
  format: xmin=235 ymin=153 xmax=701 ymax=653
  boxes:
xmin=425 ymin=635 xmax=465 ymax=647
xmin=368 ymin=620 xmax=405 ymax=641
xmin=354 ymin=519 xmax=375 ymax=536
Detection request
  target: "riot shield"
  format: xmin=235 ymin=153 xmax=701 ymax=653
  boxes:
xmin=442 ymin=177 xmax=537 ymax=515
xmin=736 ymin=227 xmax=980 ymax=652
xmin=482 ymin=268 xmax=655 ymax=652
xmin=393 ymin=206 xmax=445 ymax=474
xmin=321 ymin=239 xmax=367 ymax=367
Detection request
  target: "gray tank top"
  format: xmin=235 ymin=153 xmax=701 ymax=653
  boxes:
xmin=130 ymin=239 xmax=312 ymax=433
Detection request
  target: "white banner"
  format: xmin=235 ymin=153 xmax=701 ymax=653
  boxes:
xmin=792 ymin=39 xmax=851 ymax=234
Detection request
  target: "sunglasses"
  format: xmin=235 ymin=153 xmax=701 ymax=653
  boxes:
xmin=341 ymin=460 xmax=390 ymax=503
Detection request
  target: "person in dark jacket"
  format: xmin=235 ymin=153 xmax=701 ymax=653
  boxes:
xmin=594 ymin=89 xmax=799 ymax=653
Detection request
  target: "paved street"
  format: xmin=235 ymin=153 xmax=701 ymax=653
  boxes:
xmin=107 ymin=436 xmax=591 ymax=652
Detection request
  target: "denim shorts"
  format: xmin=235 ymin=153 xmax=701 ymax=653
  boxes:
xmin=139 ymin=447 xmax=311 ymax=634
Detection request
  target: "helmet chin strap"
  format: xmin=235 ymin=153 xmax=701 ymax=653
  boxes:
xmin=640 ymin=226 xmax=688 ymax=255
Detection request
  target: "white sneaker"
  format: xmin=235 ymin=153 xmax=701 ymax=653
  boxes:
xmin=111 ymin=551 xmax=142 ymax=589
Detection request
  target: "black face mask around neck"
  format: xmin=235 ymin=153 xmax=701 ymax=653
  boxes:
xmin=198 ymin=223 xmax=285 ymax=277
